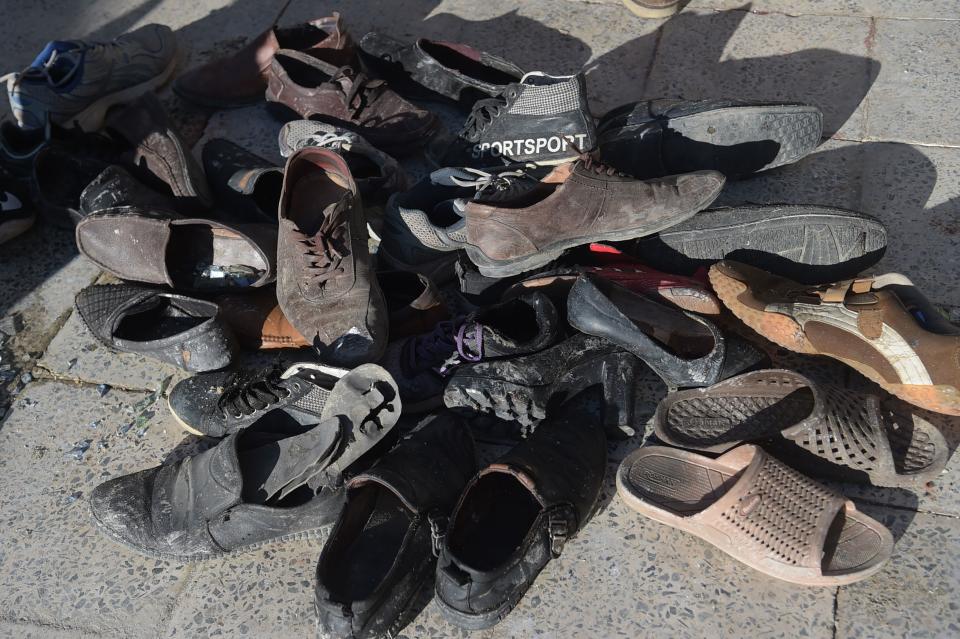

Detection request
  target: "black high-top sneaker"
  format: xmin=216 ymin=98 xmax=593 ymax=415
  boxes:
xmin=426 ymin=72 xmax=596 ymax=169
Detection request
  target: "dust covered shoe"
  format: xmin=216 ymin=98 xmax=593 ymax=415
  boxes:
xmin=75 ymin=283 xmax=237 ymax=373
xmin=315 ymin=411 xmax=478 ymax=639
xmin=276 ymin=148 xmax=387 ymax=366
xmin=5 ymin=24 xmax=178 ymax=131
xmin=461 ymin=158 xmax=725 ymax=277
xmin=598 ymin=99 xmax=822 ymax=179
xmin=91 ymin=364 xmax=401 ymax=561
xmin=444 ymin=333 xmax=642 ymax=438
xmin=359 ymin=33 xmax=524 ymax=104
xmin=78 ymin=165 xmax=182 ymax=219
xmin=426 ymin=71 xmax=597 ymax=169
xmin=381 ymin=292 xmax=561 ymax=413
xmin=710 ymin=261 xmax=960 ymax=416
xmin=435 ymin=391 xmax=606 ymax=630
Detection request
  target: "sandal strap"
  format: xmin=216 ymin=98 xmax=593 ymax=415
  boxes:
xmin=818 ymin=278 xmax=874 ymax=303
xmin=701 ymin=447 xmax=846 ymax=572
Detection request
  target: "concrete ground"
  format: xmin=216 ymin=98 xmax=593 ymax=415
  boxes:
xmin=0 ymin=0 xmax=959 ymax=637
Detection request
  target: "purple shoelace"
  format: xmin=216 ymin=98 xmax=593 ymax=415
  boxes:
xmin=405 ymin=316 xmax=484 ymax=375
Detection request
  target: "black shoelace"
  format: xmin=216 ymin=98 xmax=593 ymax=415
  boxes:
xmin=460 ymin=95 xmax=509 ymax=142
xmin=217 ymin=367 xmax=292 ymax=419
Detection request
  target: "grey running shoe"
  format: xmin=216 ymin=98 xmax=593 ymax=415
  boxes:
xmin=5 ymin=24 xmax=178 ymax=131
xmin=278 ymin=120 xmax=407 ymax=204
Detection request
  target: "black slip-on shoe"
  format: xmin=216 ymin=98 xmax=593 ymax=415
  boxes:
xmin=435 ymin=391 xmax=606 ymax=630
xmin=75 ymin=283 xmax=237 ymax=372
xmin=315 ymin=411 xmax=477 ymax=639
xmin=568 ymin=274 xmax=764 ymax=389
xmin=79 ymin=165 xmax=182 ymax=218
xmin=90 ymin=365 xmax=400 ymax=561
xmin=598 ymin=99 xmax=823 ymax=179
xmin=202 ymin=138 xmax=283 ymax=224
xmin=633 ymin=204 xmax=888 ymax=284
xmin=444 ymin=333 xmax=641 ymax=438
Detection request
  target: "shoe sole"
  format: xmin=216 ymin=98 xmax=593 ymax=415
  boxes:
xmin=621 ymin=0 xmax=680 ymax=18
xmin=464 ymin=184 xmax=720 ymax=278
xmin=637 ymin=205 xmax=887 ymax=282
xmin=601 ymin=105 xmax=822 ymax=178
xmin=70 ymin=51 xmax=181 ymax=132
xmin=0 ymin=215 xmax=35 ymax=245
xmin=166 ymin=396 xmax=208 ymax=437
xmin=710 ymin=268 xmax=960 ymax=416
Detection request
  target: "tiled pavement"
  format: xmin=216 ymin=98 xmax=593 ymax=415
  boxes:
xmin=0 ymin=1 xmax=958 ymax=637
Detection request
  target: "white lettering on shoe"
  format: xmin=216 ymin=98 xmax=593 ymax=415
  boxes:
xmin=470 ymin=134 xmax=589 ymax=160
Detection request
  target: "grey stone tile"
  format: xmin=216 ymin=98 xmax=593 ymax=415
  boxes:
xmin=0 ymin=380 xmax=196 ymax=636
xmin=38 ymin=310 xmax=189 ymax=392
xmin=865 ymin=19 xmax=960 ymax=145
xmin=0 ymin=621 xmax=101 ymax=638
xmin=644 ymin=9 xmax=877 ymax=139
xmin=684 ymin=0 xmax=960 ymax=19
xmin=836 ymin=508 xmax=960 ymax=639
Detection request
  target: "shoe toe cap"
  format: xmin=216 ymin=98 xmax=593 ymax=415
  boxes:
xmin=89 ymin=469 xmax=161 ymax=553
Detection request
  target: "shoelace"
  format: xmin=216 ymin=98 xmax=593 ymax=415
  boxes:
xmin=298 ymin=196 xmax=354 ymax=288
xmin=330 ymin=66 xmax=385 ymax=119
xmin=404 ymin=317 xmax=484 ymax=375
xmin=459 ymin=94 xmax=509 ymax=142
xmin=446 ymin=166 xmax=530 ymax=191
xmin=298 ymin=131 xmax=353 ymax=154
xmin=217 ymin=367 xmax=291 ymax=418
xmin=578 ymin=152 xmax=626 ymax=176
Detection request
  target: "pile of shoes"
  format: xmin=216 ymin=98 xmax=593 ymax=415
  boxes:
xmin=3 ymin=11 xmax=958 ymax=638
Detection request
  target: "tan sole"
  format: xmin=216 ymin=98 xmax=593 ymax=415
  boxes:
xmin=711 ymin=266 xmax=960 ymax=416
xmin=622 ymin=0 xmax=681 ymax=18
xmin=70 ymin=50 xmax=180 ymax=132
xmin=0 ymin=215 xmax=35 ymax=245
xmin=166 ymin=396 xmax=206 ymax=437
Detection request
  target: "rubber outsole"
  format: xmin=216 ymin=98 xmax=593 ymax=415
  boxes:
xmin=166 ymin=395 xmax=208 ymax=437
xmin=621 ymin=0 xmax=680 ymax=18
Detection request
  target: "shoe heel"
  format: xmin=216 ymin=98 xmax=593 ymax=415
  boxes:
xmin=600 ymin=353 xmax=640 ymax=439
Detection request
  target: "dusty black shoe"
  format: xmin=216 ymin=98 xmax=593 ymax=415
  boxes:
xmin=426 ymin=72 xmax=597 ymax=169
xmin=380 ymin=292 xmax=562 ymax=413
xmin=597 ymin=99 xmax=823 ymax=179
xmin=315 ymin=411 xmax=477 ymax=639
xmin=167 ymin=361 xmax=352 ymax=437
xmin=435 ymin=391 xmax=606 ymax=630
xmin=202 ymin=138 xmax=283 ymax=224
xmin=444 ymin=333 xmax=641 ymax=438
xmin=75 ymin=283 xmax=237 ymax=372
xmin=0 ymin=168 xmax=33 ymax=244
xmin=359 ymin=33 xmax=524 ymax=105
xmin=79 ymin=165 xmax=182 ymax=217
xmin=90 ymin=364 xmax=401 ymax=561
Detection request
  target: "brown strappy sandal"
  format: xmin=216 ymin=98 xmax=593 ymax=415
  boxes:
xmin=617 ymin=445 xmax=894 ymax=586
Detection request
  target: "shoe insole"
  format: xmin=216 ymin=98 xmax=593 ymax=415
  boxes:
xmin=625 ymin=452 xmax=887 ymax=575
xmin=167 ymin=224 xmax=267 ymax=288
xmin=114 ymin=298 xmax=207 ymax=341
xmin=422 ymin=41 xmax=519 ymax=86
xmin=252 ymin=171 xmax=283 ymax=215
xmin=449 ymin=473 xmax=541 ymax=571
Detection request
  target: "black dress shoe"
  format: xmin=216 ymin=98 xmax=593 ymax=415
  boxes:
xmin=598 ymin=99 xmax=823 ymax=179
xmin=359 ymin=33 xmax=524 ymax=105
xmin=202 ymin=138 xmax=283 ymax=224
xmin=80 ymin=165 xmax=182 ymax=217
xmin=90 ymin=365 xmax=401 ymax=561
xmin=567 ymin=274 xmax=763 ymax=389
xmin=435 ymin=391 xmax=606 ymax=630
xmin=315 ymin=411 xmax=477 ymax=639
xmin=444 ymin=333 xmax=641 ymax=438
xmin=75 ymin=283 xmax=237 ymax=372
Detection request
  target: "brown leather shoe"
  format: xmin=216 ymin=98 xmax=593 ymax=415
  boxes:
xmin=462 ymin=158 xmax=725 ymax=277
xmin=266 ymin=50 xmax=438 ymax=156
xmin=173 ymin=14 xmax=354 ymax=108
xmin=218 ymin=271 xmax=449 ymax=349
xmin=76 ymin=212 xmax=277 ymax=290
xmin=105 ymin=93 xmax=213 ymax=211
xmin=711 ymin=261 xmax=960 ymax=416
xmin=277 ymin=147 xmax=388 ymax=366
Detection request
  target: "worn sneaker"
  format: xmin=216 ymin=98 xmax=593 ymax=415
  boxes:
xmin=426 ymin=71 xmax=597 ymax=169
xmin=278 ymin=120 xmax=406 ymax=205
xmin=5 ymin=24 xmax=178 ymax=131
xmin=380 ymin=293 xmax=561 ymax=413
xmin=0 ymin=169 xmax=33 ymax=244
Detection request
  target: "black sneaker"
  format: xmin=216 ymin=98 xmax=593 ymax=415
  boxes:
xmin=167 ymin=361 xmax=351 ymax=437
xmin=315 ymin=411 xmax=478 ymax=639
xmin=90 ymin=364 xmax=401 ymax=562
xmin=444 ymin=333 xmax=641 ymax=438
xmin=380 ymin=292 xmax=562 ymax=413
xmin=0 ymin=168 xmax=33 ymax=244
xmin=597 ymin=99 xmax=823 ymax=179
xmin=426 ymin=72 xmax=597 ymax=169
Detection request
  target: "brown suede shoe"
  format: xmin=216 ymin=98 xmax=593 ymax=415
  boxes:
xmin=265 ymin=50 xmax=438 ymax=156
xmin=710 ymin=260 xmax=960 ymax=416
xmin=277 ymin=147 xmax=387 ymax=366
xmin=173 ymin=14 xmax=354 ymax=108
xmin=76 ymin=212 xmax=277 ymax=290
xmin=462 ymin=158 xmax=724 ymax=277
xmin=105 ymin=93 xmax=212 ymax=211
